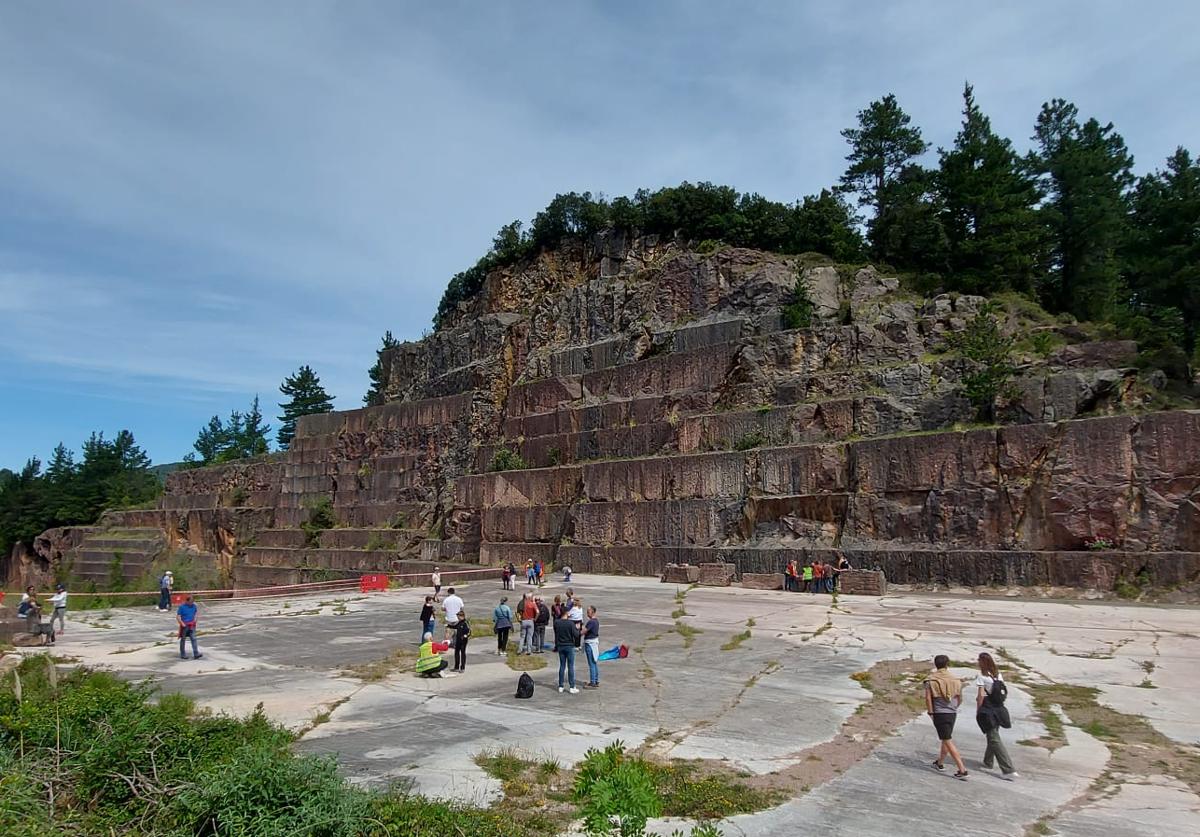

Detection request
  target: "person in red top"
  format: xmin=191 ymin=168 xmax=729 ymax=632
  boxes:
xmin=784 ymin=560 xmax=799 ymax=592
xmin=811 ymin=559 xmax=824 ymax=594
xmin=519 ymin=594 xmax=538 ymax=654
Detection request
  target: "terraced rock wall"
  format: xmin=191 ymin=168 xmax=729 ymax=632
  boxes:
xmin=55 ymin=235 xmax=1200 ymax=593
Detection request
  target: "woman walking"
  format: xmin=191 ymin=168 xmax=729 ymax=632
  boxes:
xmin=976 ymin=652 xmax=1018 ymax=779
xmin=924 ymin=654 xmax=968 ymax=780
xmin=452 ymin=611 xmax=471 ymax=672
xmin=493 ymin=597 xmax=514 ymax=655
xmin=583 ymin=605 xmax=600 ymax=688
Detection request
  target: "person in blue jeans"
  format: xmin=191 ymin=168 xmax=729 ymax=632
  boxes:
xmin=419 ymin=596 xmax=436 ymax=640
xmin=582 ymin=605 xmax=600 ymax=688
xmin=553 ymin=615 xmax=580 ymax=694
xmin=177 ymin=595 xmax=202 ymax=660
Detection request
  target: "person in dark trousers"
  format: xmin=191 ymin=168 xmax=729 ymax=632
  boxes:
xmin=493 ymin=596 xmax=514 ymax=655
xmin=157 ymin=570 xmax=174 ymax=611
xmin=975 ymin=652 xmax=1018 ymax=779
xmin=925 ymin=654 xmax=967 ymax=779
xmin=419 ymin=595 xmax=436 ymax=640
xmin=553 ymin=614 xmax=581 ymax=693
xmin=583 ymin=605 xmax=601 ymax=688
xmin=452 ymin=611 xmax=471 ymax=672
xmin=177 ymin=595 xmax=202 ymax=660
xmin=533 ymin=596 xmax=551 ymax=654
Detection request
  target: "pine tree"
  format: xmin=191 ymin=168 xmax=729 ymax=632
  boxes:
xmin=240 ymin=396 xmax=272 ymax=457
xmin=193 ymin=415 xmax=227 ymax=463
xmin=363 ymin=331 xmax=401 ymax=406
xmin=788 ymin=190 xmax=864 ymax=260
xmin=1029 ymin=99 xmax=1134 ymax=321
xmin=839 ymin=94 xmax=931 ymax=261
xmin=1125 ymin=147 xmax=1200 ymax=363
xmin=277 ymin=365 xmax=335 ymax=449
xmin=937 ymin=83 xmax=1045 ymax=294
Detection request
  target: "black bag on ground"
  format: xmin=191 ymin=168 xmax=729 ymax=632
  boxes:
xmin=515 ymin=673 xmax=535 ymax=699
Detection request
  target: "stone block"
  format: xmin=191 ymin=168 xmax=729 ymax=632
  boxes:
xmin=838 ymin=569 xmax=887 ymax=596
xmin=697 ymin=562 xmax=736 ymax=586
xmin=661 ymin=563 xmax=700 ymax=584
xmin=741 ymin=572 xmax=784 ymax=590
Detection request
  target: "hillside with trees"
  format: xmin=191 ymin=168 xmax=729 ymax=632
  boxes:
xmin=430 ymin=85 xmax=1200 ymax=382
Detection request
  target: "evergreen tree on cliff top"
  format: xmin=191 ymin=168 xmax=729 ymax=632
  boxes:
xmin=363 ymin=330 xmax=400 ymax=406
xmin=277 ymin=366 xmax=334 ymax=450
xmin=1028 ymin=98 xmax=1134 ymax=322
xmin=937 ymin=83 xmax=1045 ymax=294
xmin=839 ymin=94 xmax=932 ymax=263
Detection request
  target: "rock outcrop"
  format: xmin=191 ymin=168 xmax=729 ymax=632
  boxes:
xmin=48 ymin=235 xmax=1200 ymax=594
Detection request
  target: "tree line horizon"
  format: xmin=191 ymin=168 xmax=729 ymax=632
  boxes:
xmin=430 ymin=84 xmax=1197 ymax=382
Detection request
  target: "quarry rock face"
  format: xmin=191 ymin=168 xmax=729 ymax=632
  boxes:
xmin=44 ymin=235 xmax=1200 ymax=594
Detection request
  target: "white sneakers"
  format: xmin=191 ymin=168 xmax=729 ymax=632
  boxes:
xmin=558 ymin=686 xmax=564 ymax=693
xmin=569 ymin=687 xmax=580 ymax=694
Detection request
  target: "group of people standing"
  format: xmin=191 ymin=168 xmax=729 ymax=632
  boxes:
xmin=784 ymin=556 xmax=848 ymax=593
xmin=415 ymin=581 xmax=601 ymax=693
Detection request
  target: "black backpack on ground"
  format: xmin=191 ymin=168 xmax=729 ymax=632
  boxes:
xmin=515 ymin=673 xmax=534 ymax=699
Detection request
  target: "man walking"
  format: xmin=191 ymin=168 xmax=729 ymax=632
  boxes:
xmin=431 ymin=567 xmax=442 ymax=601
xmin=177 ymin=595 xmax=202 ymax=660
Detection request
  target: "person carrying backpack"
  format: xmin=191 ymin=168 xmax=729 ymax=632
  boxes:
xmin=533 ymin=596 xmax=551 ymax=654
xmin=975 ymin=652 xmax=1018 ymax=779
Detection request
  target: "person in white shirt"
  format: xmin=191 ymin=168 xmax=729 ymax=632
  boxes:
xmin=431 ymin=568 xmax=442 ymax=601
xmin=49 ymin=583 xmax=68 ymax=635
xmin=441 ymin=587 xmax=464 ymax=640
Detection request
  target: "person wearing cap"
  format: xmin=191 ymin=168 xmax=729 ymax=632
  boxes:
xmin=158 ymin=570 xmax=175 ymax=612
xmin=49 ymin=583 xmax=69 ymax=635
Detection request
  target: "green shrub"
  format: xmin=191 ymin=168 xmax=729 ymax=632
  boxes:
xmin=301 ymin=496 xmax=336 ymax=546
xmin=781 ymin=272 xmax=815 ymax=330
xmin=489 ymin=447 xmax=530 ymax=472
xmin=695 ymin=239 xmax=723 ymax=256
xmin=0 ymin=659 xmax=527 ymax=837
xmin=733 ymin=431 xmax=767 ymax=451
xmin=950 ymin=303 xmax=1016 ymax=421
xmin=574 ymin=742 xmax=662 ymax=837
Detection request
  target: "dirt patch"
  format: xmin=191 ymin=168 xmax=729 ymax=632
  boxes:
xmin=741 ymin=658 xmax=927 ymax=794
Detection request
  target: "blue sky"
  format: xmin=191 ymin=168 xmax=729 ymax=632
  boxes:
xmin=1 ymin=1 xmax=1197 ymax=470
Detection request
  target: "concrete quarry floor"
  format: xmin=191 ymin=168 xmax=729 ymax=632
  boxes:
xmin=37 ymin=575 xmax=1200 ymax=837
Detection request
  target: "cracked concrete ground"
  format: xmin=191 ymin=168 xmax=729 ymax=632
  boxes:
xmin=40 ymin=575 xmax=1200 ymax=836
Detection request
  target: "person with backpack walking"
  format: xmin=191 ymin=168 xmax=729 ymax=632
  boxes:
xmin=553 ymin=612 xmax=581 ymax=694
xmin=975 ymin=652 xmax=1018 ymax=779
xmin=924 ymin=654 xmax=967 ymax=780
xmin=451 ymin=611 xmax=471 ymax=672
xmin=533 ymin=596 xmax=551 ymax=653
xmin=582 ymin=605 xmax=601 ymax=688
xmin=493 ymin=597 xmax=514 ymax=655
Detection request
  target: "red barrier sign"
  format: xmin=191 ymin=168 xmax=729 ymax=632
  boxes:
xmin=359 ymin=574 xmax=389 ymax=593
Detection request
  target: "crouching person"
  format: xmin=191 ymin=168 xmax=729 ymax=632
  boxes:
xmin=416 ymin=632 xmax=450 ymax=678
